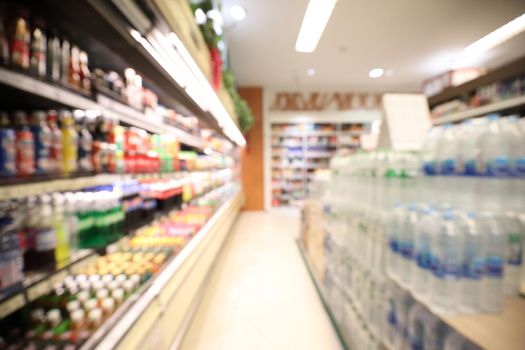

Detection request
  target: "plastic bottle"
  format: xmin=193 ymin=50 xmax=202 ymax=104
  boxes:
xmin=399 ymin=204 xmax=417 ymax=287
xmin=29 ymin=24 xmax=46 ymax=77
xmin=500 ymin=211 xmax=522 ymax=296
xmin=46 ymin=32 xmax=61 ymax=81
xmin=47 ymin=110 xmax=63 ymax=174
xmin=75 ymin=111 xmax=93 ymax=173
xmin=0 ymin=112 xmax=16 ymax=177
xmin=478 ymin=212 xmax=505 ymax=312
xmin=443 ymin=331 xmax=472 ymax=350
xmin=11 ymin=15 xmax=30 ymax=69
xmin=64 ymin=193 xmax=79 ymax=250
xmin=29 ymin=110 xmax=52 ymax=175
xmin=52 ymin=193 xmax=70 ymax=268
xmin=407 ymin=303 xmax=427 ymax=350
xmin=479 ymin=114 xmax=509 ymax=177
xmin=430 ymin=211 xmax=462 ymax=313
xmin=421 ymin=127 xmax=441 ymax=176
xmin=458 ymin=212 xmax=483 ymax=314
xmin=34 ymin=195 xmax=57 ymax=270
xmin=412 ymin=207 xmax=436 ymax=297
xmin=13 ymin=110 xmax=35 ymax=176
xmin=60 ymin=110 xmax=78 ymax=174
xmin=438 ymin=124 xmax=457 ymax=175
xmin=61 ymin=39 xmax=70 ymax=86
xmin=387 ymin=204 xmax=404 ymax=279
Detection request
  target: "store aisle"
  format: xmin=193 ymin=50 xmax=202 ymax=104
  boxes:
xmin=179 ymin=210 xmax=342 ymax=350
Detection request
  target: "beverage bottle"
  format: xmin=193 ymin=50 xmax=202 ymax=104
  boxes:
xmin=34 ymin=195 xmax=57 ymax=270
xmin=412 ymin=206 xmax=436 ymax=297
xmin=407 ymin=303 xmax=427 ymax=350
xmin=458 ymin=212 xmax=483 ymax=314
xmin=79 ymin=50 xmax=91 ymax=93
xmin=479 ymin=114 xmax=509 ymax=177
xmin=52 ymin=193 xmax=70 ymax=268
xmin=423 ymin=312 xmax=448 ymax=350
xmin=500 ymin=211 xmax=522 ymax=296
xmin=64 ymin=193 xmax=79 ymax=250
xmin=478 ymin=212 xmax=505 ymax=312
xmin=75 ymin=112 xmax=93 ymax=172
xmin=399 ymin=204 xmax=417 ymax=288
xmin=13 ymin=110 xmax=35 ymax=176
xmin=60 ymin=110 xmax=78 ymax=174
xmin=437 ymin=124 xmax=457 ymax=175
xmin=61 ymin=39 xmax=71 ymax=86
xmin=29 ymin=110 xmax=52 ymax=175
xmin=443 ymin=331 xmax=471 ymax=350
xmin=0 ymin=10 xmax=9 ymax=65
xmin=387 ymin=204 xmax=404 ymax=279
xmin=0 ymin=112 xmax=16 ymax=176
xmin=421 ymin=127 xmax=441 ymax=176
xmin=11 ymin=14 xmax=30 ymax=69
xmin=29 ymin=23 xmax=46 ymax=77
xmin=47 ymin=110 xmax=64 ymax=174
xmin=69 ymin=45 xmax=81 ymax=89
xmin=0 ymin=211 xmax=24 ymax=291
xmin=46 ymin=32 xmax=61 ymax=81
xmin=430 ymin=211 xmax=462 ymax=313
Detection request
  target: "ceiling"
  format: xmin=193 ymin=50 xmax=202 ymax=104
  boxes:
xmin=221 ymin=0 xmax=525 ymax=92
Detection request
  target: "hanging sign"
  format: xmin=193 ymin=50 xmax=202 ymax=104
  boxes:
xmin=269 ymin=92 xmax=381 ymax=111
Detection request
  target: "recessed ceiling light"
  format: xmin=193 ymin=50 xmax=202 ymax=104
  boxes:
xmin=230 ymin=5 xmax=247 ymax=21
xmin=454 ymin=13 xmax=525 ymax=68
xmin=368 ymin=68 xmax=384 ymax=78
xmin=307 ymin=68 xmax=315 ymax=76
xmin=295 ymin=0 xmax=338 ymax=53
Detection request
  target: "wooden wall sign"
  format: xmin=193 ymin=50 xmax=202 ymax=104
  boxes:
xmin=269 ymin=92 xmax=382 ymax=111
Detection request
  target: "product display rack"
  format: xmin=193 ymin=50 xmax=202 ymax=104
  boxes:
xmin=271 ymin=122 xmax=369 ymax=207
xmin=0 ymin=0 xmax=245 ymax=348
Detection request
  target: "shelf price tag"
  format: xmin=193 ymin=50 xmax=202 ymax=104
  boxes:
xmin=0 ymin=294 xmax=25 ymax=319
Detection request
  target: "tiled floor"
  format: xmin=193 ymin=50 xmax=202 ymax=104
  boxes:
xmin=179 ymin=210 xmax=342 ymax=350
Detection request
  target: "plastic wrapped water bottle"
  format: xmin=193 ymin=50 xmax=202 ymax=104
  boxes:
xmin=478 ymin=212 xmax=505 ymax=313
xmin=458 ymin=212 xmax=484 ymax=314
xmin=430 ymin=211 xmax=462 ymax=313
xmin=412 ymin=206 xmax=437 ymax=297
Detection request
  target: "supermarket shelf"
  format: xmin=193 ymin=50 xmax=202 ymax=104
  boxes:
xmin=296 ymin=240 xmax=349 ymax=350
xmin=0 ymin=249 xmax=96 ymax=319
xmin=0 ymin=67 xmax=208 ymax=150
xmin=0 ymin=169 xmax=230 ymax=200
xmin=88 ymin=186 xmax=242 ymax=350
xmin=432 ymin=94 xmax=525 ymax=125
xmin=389 ymin=276 xmax=525 ymax=350
xmin=272 ymin=164 xmax=305 ymax=169
xmin=272 ymin=131 xmax=304 ymax=137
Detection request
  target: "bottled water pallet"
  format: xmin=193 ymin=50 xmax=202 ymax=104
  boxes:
xmin=389 ymin=275 xmax=525 ymax=350
xmin=296 ymin=240 xmax=350 ymax=350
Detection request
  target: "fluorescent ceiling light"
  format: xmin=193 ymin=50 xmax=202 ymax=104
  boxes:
xmin=454 ymin=13 xmax=525 ymax=67
xmin=368 ymin=68 xmax=384 ymax=78
xmin=295 ymin=0 xmax=338 ymax=53
xmin=230 ymin=5 xmax=246 ymax=21
xmin=307 ymin=68 xmax=315 ymax=76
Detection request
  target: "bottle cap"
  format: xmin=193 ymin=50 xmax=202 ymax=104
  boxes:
xmin=31 ymin=309 xmax=45 ymax=322
xmin=46 ymin=309 xmax=62 ymax=326
xmin=129 ymin=274 xmax=141 ymax=285
xmin=101 ymin=298 xmax=115 ymax=312
xmin=88 ymin=308 xmax=103 ymax=324
xmin=89 ymin=274 xmax=101 ymax=283
xmin=84 ymin=299 xmax=98 ymax=311
xmin=66 ymin=300 xmax=81 ymax=313
xmin=76 ymin=274 xmax=88 ymax=283
xmin=122 ymin=280 xmax=134 ymax=294
xmin=102 ymin=274 xmax=114 ymax=284
xmin=96 ymin=289 xmax=109 ymax=300
xmin=77 ymin=290 xmax=90 ymax=303
xmin=92 ymin=280 xmax=104 ymax=291
xmin=112 ymin=288 xmax=124 ymax=303
xmin=107 ymin=281 xmax=119 ymax=291
xmin=71 ymin=309 xmax=85 ymax=323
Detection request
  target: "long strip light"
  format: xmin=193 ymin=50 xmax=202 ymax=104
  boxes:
xmin=129 ymin=29 xmax=245 ymax=146
xmin=454 ymin=13 xmax=525 ymax=68
xmin=295 ymin=0 xmax=338 ymax=53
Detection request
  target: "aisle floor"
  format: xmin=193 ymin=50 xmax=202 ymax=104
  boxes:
xmin=179 ymin=210 xmax=342 ymax=350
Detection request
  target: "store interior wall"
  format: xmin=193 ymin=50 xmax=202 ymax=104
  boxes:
xmin=239 ymin=87 xmax=264 ymax=210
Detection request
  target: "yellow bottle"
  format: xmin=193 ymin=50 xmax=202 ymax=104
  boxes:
xmin=60 ymin=110 xmax=78 ymax=174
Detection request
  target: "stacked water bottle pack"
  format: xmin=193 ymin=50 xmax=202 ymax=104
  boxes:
xmin=320 ymin=113 xmax=524 ymax=350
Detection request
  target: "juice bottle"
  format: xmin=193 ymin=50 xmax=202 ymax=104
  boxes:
xmin=47 ymin=32 xmax=60 ymax=81
xmin=79 ymin=51 xmax=91 ymax=93
xmin=13 ymin=110 xmax=35 ymax=176
xmin=64 ymin=193 xmax=79 ymax=250
xmin=75 ymin=112 xmax=93 ymax=173
xmin=0 ymin=8 xmax=9 ymax=65
xmin=60 ymin=39 xmax=70 ymax=86
xmin=47 ymin=110 xmax=63 ymax=174
xmin=52 ymin=193 xmax=70 ymax=268
xmin=60 ymin=110 xmax=78 ymax=174
xmin=29 ymin=111 xmax=52 ymax=175
xmin=0 ymin=112 xmax=16 ymax=177
xmin=29 ymin=23 xmax=46 ymax=77
xmin=11 ymin=14 xmax=29 ymax=69
xmin=34 ymin=195 xmax=56 ymax=270
xmin=68 ymin=45 xmax=81 ymax=89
